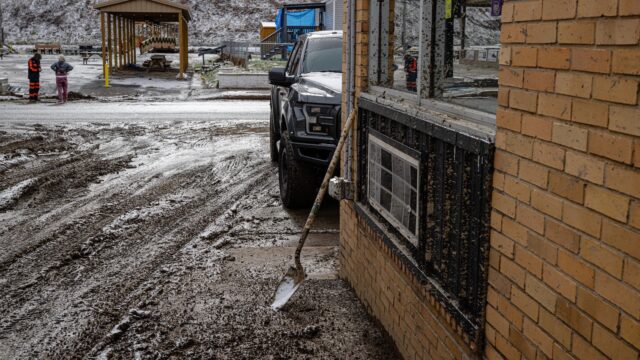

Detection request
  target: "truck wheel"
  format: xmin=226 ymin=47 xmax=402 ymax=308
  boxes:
xmin=279 ymin=133 xmax=316 ymax=209
xmin=269 ymin=111 xmax=279 ymax=163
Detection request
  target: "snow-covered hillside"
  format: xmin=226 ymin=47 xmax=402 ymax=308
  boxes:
xmin=1 ymin=0 xmax=499 ymax=46
xmin=1 ymin=0 xmax=287 ymax=45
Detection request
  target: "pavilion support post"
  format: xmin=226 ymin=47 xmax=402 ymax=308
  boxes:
xmin=113 ymin=15 xmax=118 ymax=69
xmin=100 ymin=12 xmax=107 ymax=79
xmin=115 ymin=16 xmax=120 ymax=68
xmin=130 ymin=20 xmax=135 ymax=65
xmin=114 ymin=15 xmax=119 ymax=69
xmin=134 ymin=21 xmax=137 ymax=64
xmin=178 ymin=13 xmax=185 ymax=79
xmin=123 ymin=17 xmax=127 ymax=66
xmin=107 ymin=13 xmax=113 ymax=72
xmin=185 ymin=21 xmax=189 ymax=71
xmin=127 ymin=19 xmax=131 ymax=65
xmin=118 ymin=16 xmax=124 ymax=68
xmin=128 ymin=18 xmax=132 ymax=65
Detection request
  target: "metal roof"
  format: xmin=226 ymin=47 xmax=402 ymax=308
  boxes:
xmin=94 ymin=0 xmax=191 ymax=21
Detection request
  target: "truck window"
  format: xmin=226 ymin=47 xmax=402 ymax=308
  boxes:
xmin=286 ymin=42 xmax=302 ymax=75
xmin=301 ymin=37 xmax=342 ymax=74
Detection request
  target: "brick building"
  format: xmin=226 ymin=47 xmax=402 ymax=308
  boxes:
xmin=338 ymin=0 xmax=639 ymax=359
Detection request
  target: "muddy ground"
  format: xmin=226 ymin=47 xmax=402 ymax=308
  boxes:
xmin=0 ymin=102 xmax=399 ymax=359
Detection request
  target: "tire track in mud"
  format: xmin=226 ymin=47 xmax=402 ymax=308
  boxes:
xmin=0 ymin=153 xmax=135 ymax=266
xmin=0 ymin=150 xmax=276 ymax=358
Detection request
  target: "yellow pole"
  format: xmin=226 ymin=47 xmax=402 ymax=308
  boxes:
xmin=105 ymin=63 xmax=110 ymax=88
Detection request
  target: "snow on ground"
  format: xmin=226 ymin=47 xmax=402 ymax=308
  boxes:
xmin=0 ymin=52 xmax=271 ymax=101
xmin=0 ymin=178 xmax=37 ymax=210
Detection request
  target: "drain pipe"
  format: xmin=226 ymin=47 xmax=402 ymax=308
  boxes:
xmin=343 ymin=0 xmax=356 ymax=184
xmin=331 ymin=0 xmax=357 ymax=202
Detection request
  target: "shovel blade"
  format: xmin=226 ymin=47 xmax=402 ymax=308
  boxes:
xmin=271 ymin=266 xmax=305 ymax=311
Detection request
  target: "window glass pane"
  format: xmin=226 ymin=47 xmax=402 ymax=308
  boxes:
xmin=391 ymin=0 xmax=421 ymax=93
xmin=440 ymin=5 xmax=501 ymax=114
xmin=369 ymin=0 xmax=421 ymax=94
xmin=368 ymin=0 xmax=502 ymax=115
xmin=286 ymin=42 xmax=301 ymax=74
xmin=301 ymin=37 xmax=343 ymax=74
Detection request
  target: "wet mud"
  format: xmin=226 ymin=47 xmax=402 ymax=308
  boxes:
xmin=0 ymin=118 xmax=399 ymax=359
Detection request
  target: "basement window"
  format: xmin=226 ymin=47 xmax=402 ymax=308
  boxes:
xmin=367 ymin=131 xmax=421 ymax=247
xmin=369 ymin=0 xmax=501 ymax=116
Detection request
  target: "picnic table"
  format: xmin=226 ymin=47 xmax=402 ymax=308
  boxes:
xmin=81 ymin=52 xmax=103 ymax=64
xmin=144 ymin=55 xmax=172 ymax=72
xmin=34 ymin=43 xmax=62 ymax=55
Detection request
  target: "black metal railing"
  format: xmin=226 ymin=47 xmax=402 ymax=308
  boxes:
xmin=260 ymin=29 xmax=286 ymax=60
xmin=283 ymin=25 xmax=321 ymax=43
xmin=357 ymin=97 xmax=494 ymax=345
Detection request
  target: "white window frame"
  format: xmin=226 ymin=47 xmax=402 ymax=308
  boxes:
xmin=367 ymin=132 xmax=421 ymax=246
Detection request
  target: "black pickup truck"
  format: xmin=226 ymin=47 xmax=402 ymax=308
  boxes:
xmin=268 ymin=31 xmax=343 ymax=209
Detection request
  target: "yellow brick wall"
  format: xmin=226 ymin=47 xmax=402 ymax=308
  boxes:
xmin=340 ymin=202 xmax=479 ymax=359
xmin=340 ymin=0 xmax=639 ymax=359
xmin=488 ymin=1 xmax=640 ymax=359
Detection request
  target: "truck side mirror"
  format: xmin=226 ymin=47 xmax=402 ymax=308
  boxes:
xmin=269 ymin=67 xmax=294 ymax=87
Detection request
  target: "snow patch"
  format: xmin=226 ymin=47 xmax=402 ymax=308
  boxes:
xmin=0 ymin=178 xmax=37 ymax=210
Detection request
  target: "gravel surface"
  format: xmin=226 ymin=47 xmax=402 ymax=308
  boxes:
xmin=0 ymin=102 xmax=399 ymax=359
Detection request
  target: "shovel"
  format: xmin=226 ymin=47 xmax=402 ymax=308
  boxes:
xmin=271 ymin=110 xmax=356 ymax=311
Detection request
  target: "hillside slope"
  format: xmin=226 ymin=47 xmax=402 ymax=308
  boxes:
xmin=2 ymin=0 xmax=284 ymax=45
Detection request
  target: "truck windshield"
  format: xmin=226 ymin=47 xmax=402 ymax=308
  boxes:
xmin=301 ymin=37 xmax=343 ymax=74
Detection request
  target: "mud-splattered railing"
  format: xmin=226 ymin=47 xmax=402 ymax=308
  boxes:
xmin=356 ymin=97 xmax=494 ymax=347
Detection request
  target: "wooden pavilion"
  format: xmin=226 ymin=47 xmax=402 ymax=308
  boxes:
xmin=94 ymin=0 xmax=191 ymax=79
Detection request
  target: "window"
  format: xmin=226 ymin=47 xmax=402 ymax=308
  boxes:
xmin=369 ymin=0 xmax=501 ymax=115
xmin=301 ymin=37 xmax=343 ymax=73
xmin=286 ymin=41 xmax=302 ymax=75
xmin=368 ymin=131 xmax=420 ymax=246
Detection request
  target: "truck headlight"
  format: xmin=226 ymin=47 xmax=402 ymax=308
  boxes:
xmin=303 ymin=105 xmax=336 ymax=134
xmin=303 ymin=105 xmax=325 ymax=124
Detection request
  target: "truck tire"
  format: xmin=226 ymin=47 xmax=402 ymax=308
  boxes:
xmin=269 ymin=111 xmax=279 ymax=163
xmin=279 ymin=133 xmax=316 ymax=209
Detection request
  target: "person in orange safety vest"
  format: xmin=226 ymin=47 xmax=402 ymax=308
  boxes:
xmin=404 ymin=53 xmax=418 ymax=93
xmin=28 ymin=53 xmax=42 ymax=102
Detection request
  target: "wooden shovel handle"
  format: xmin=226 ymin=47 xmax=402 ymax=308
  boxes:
xmin=294 ymin=110 xmax=356 ymax=269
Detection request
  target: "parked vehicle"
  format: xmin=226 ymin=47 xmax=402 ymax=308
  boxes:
xmin=268 ymin=31 xmax=343 ymax=208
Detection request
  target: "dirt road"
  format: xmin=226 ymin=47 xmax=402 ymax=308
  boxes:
xmin=0 ymin=102 xmax=398 ymax=359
